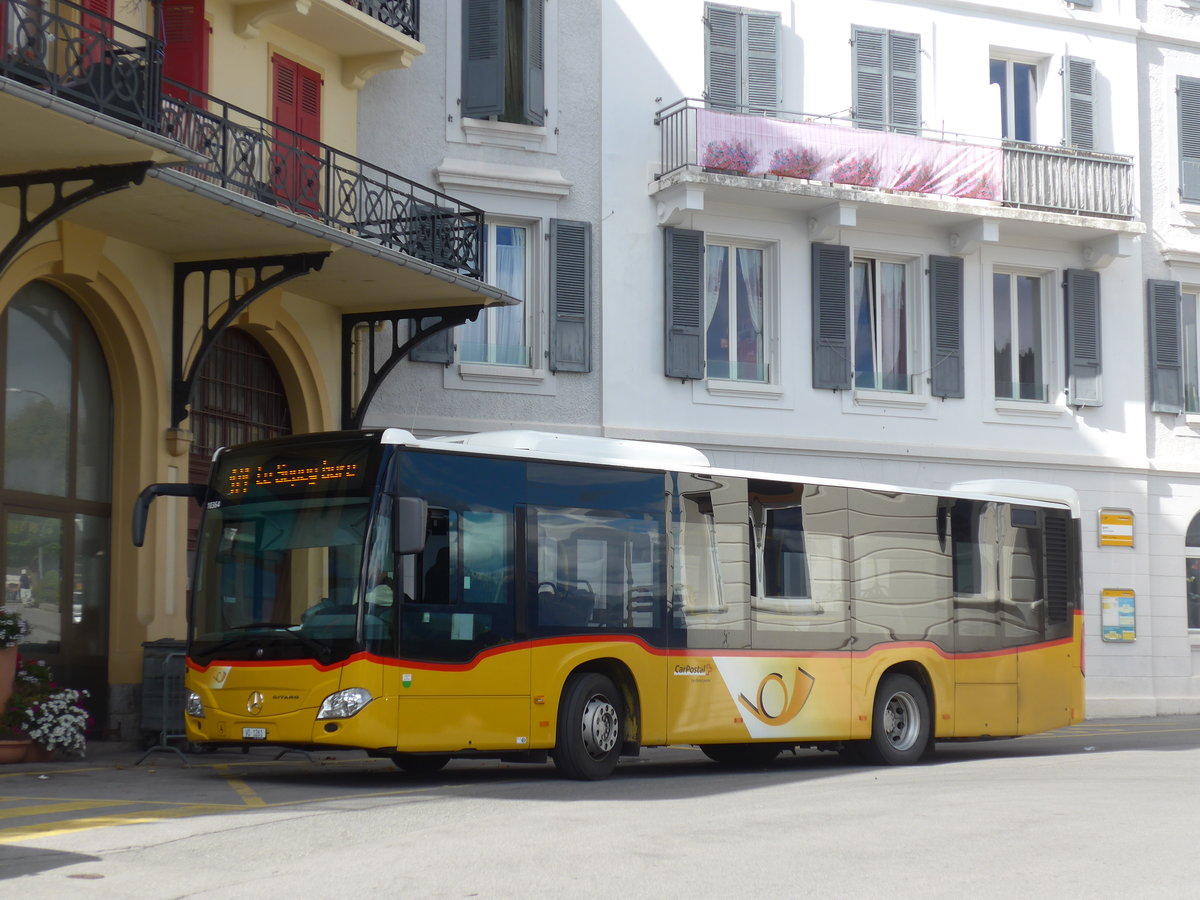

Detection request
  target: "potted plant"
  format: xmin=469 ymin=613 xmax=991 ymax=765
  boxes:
xmin=0 ymin=656 xmax=90 ymax=762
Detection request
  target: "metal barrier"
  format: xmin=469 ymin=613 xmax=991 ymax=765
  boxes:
xmin=136 ymin=646 xmax=189 ymax=765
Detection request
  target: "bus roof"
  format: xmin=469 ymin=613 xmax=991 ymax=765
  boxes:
xmin=377 ymin=428 xmax=1079 ymax=515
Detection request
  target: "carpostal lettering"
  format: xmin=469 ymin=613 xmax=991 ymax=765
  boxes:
xmin=673 ymin=663 xmax=713 ymax=677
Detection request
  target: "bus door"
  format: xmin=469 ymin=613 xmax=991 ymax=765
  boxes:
xmin=950 ymin=500 xmax=1017 ymax=737
xmin=525 ymin=464 xmax=670 ymax=746
xmin=388 ymin=455 xmax=530 ymax=754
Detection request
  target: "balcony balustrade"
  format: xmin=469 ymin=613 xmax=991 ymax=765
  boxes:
xmin=0 ymin=0 xmax=162 ymax=130
xmin=160 ymin=80 xmax=482 ymax=279
xmin=351 ymin=0 xmax=419 ymax=38
xmin=655 ymin=98 xmax=1134 ymax=220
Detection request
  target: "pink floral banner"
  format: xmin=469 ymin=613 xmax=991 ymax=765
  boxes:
xmin=696 ymin=109 xmax=1001 ymax=200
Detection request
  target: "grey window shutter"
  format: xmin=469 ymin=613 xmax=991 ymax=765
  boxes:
xmin=665 ymin=228 xmax=705 ymax=380
xmin=852 ymin=26 xmax=886 ymax=130
xmin=1064 ymin=269 xmax=1102 ymax=407
xmin=1063 ymin=56 xmax=1095 ymax=150
xmin=1148 ymin=279 xmax=1184 ymax=414
xmin=887 ymin=31 xmax=921 ymax=135
xmin=928 ymin=255 xmax=964 ymax=399
xmin=1179 ymin=77 xmax=1200 ymax=202
xmin=705 ymin=4 xmax=739 ymax=110
xmin=549 ymin=219 xmax=590 ymax=373
xmin=745 ymin=12 xmax=781 ymax=115
xmin=462 ymin=0 xmax=506 ymax=119
xmin=523 ymin=0 xmax=545 ymax=127
xmin=409 ymin=317 xmax=454 ymax=364
xmin=811 ymin=243 xmax=851 ymax=390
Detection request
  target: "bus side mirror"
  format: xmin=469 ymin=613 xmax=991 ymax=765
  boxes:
xmin=393 ymin=497 xmax=428 ymax=556
xmin=132 ymin=483 xmax=210 ymax=547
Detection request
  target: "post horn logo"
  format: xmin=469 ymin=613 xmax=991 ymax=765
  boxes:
xmin=737 ymin=667 xmax=815 ymax=726
xmin=246 ymin=691 xmax=264 ymax=716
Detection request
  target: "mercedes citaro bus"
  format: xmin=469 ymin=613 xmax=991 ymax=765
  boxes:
xmin=134 ymin=428 xmax=1083 ymax=779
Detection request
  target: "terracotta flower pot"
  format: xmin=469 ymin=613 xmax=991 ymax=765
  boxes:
xmin=0 ymin=739 xmax=33 ymax=764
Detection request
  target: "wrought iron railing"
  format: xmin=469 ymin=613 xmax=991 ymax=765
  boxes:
xmin=159 ymin=79 xmax=482 ymax=278
xmin=0 ymin=0 xmax=162 ymax=130
xmin=350 ymin=0 xmax=419 ymax=38
xmin=655 ymin=98 xmax=1134 ymax=220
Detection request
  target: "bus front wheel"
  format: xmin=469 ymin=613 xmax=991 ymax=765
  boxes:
xmin=862 ymin=673 xmax=930 ymax=766
xmin=554 ymin=672 xmax=624 ymax=780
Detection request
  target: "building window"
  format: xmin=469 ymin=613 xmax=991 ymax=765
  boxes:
xmin=993 ymin=271 xmax=1047 ymax=401
xmin=705 ymin=241 xmax=765 ymax=382
xmin=853 ymin=257 xmax=910 ymax=392
xmin=1187 ymin=512 xmax=1200 ymax=630
xmin=1181 ymin=77 xmax=1200 ymax=203
xmin=1 ymin=280 xmax=113 ymax=721
xmin=459 ymin=222 xmax=532 ymax=366
xmin=704 ymin=3 xmax=780 ymax=114
xmin=461 ymin=0 xmax=545 ymax=126
xmin=1184 ymin=289 xmax=1200 ymax=413
xmin=990 ymin=57 xmax=1036 ymax=142
xmin=852 ymin=26 xmax=921 ymax=134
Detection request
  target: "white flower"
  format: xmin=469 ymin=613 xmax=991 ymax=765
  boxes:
xmin=22 ymin=688 xmax=90 ymax=757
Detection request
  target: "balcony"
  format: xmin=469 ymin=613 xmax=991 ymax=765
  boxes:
xmin=654 ymin=99 xmax=1135 ymax=225
xmin=226 ymin=0 xmax=423 ymax=88
xmin=1 ymin=0 xmax=495 ymax=311
xmin=157 ymin=79 xmax=482 ymax=280
xmin=0 ymin=0 xmax=184 ymax=172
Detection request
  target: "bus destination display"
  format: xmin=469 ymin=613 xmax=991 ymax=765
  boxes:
xmin=220 ymin=447 xmax=371 ymax=498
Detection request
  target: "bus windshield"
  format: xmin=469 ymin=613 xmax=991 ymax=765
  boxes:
xmin=190 ymin=439 xmax=384 ymax=664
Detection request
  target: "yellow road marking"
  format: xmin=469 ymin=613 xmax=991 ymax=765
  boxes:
xmin=0 ymin=804 xmax=237 ymax=844
xmin=215 ymin=764 xmax=266 ymax=807
xmin=0 ymin=798 xmax=132 ymax=819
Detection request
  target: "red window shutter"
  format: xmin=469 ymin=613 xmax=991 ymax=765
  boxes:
xmin=297 ymin=67 xmax=321 ymax=141
xmin=162 ymin=0 xmax=209 ymax=100
xmin=272 ymin=55 xmax=299 ymax=131
xmin=81 ymin=0 xmax=113 ymax=66
xmin=271 ymin=55 xmax=321 ymax=212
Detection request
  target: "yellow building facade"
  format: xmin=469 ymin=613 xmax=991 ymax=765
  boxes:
xmin=0 ymin=0 xmax=508 ymax=736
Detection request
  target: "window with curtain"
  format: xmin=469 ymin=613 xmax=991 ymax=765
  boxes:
xmin=705 ymin=242 xmax=765 ymax=382
xmin=1187 ymin=512 xmax=1200 ymax=629
xmin=852 ymin=257 xmax=909 ymax=392
xmin=993 ymin=270 xmax=1047 ymax=401
xmin=1184 ymin=289 xmax=1199 ymax=414
xmin=990 ymin=57 xmax=1037 ymax=142
xmin=459 ymin=222 xmax=531 ymax=366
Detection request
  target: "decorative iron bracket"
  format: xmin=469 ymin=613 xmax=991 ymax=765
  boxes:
xmin=171 ymin=253 xmax=329 ymax=429
xmin=340 ymin=306 xmax=482 ymax=429
xmin=0 ymin=162 xmax=152 ymax=275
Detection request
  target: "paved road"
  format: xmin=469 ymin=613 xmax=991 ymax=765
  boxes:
xmin=1 ymin=717 xmax=1198 ymax=898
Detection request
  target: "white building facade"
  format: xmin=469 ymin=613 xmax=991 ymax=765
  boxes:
xmin=362 ymin=0 xmax=1200 ymax=716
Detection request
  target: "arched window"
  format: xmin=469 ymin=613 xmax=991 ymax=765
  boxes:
xmin=187 ymin=328 xmax=290 ymax=546
xmin=1187 ymin=513 xmax=1200 ymax=630
xmin=1 ymin=280 xmax=113 ymax=719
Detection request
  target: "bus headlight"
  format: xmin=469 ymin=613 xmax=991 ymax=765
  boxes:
xmin=186 ymin=692 xmax=205 ymax=718
xmin=317 ymin=687 xmax=373 ymax=720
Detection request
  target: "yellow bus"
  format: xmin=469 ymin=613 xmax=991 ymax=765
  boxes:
xmin=134 ymin=428 xmax=1084 ymax=779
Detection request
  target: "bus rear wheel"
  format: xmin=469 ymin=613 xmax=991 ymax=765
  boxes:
xmin=390 ymin=753 xmax=450 ymax=774
xmin=862 ymin=673 xmax=930 ymax=766
xmin=554 ymin=672 xmax=624 ymax=781
xmin=699 ymin=743 xmax=783 ymax=768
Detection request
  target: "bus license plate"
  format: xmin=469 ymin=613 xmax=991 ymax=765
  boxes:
xmin=242 ymin=727 xmax=267 ymax=740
